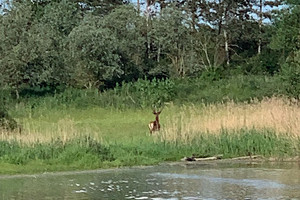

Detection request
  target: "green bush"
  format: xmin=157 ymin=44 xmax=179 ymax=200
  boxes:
xmin=280 ymin=51 xmax=300 ymax=99
xmin=0 ymin=74 xmax=288 ymax=112
xmin=112 ymin=78 xmax=176 ymax=108
xmin=241 ymin=51 xmax=281 ymax=75
xmin=0 ymin=107 xmax=19 ymax=131
xmin=173 ymin=75 xmax=283 ymax=104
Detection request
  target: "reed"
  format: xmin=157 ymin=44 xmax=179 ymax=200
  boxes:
xmin=159 ymin=97 xmax=300 ymax=143
xmin=2 ymin=97 xmax=299 ymax=144
xmin=1 ymin=118 xmax=100 ymax=144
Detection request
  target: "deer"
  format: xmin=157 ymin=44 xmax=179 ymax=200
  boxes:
xmin=148 ymin=109 xmax=162 ymax=134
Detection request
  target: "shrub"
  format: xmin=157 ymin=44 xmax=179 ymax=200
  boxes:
xmin=280 ymin=51 xmax=300 ymax=99
xmin=113 ymin=78 xmax=176 ymax=108
xmin=0 ymin=107 xmax=19 ymax=131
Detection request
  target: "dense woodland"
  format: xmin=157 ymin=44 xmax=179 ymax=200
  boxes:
xmin=0 ymin=0 xmax=299 ymax=99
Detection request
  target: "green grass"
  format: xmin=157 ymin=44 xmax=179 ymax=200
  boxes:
xmin=0 ymin=75 xmax=298 ymax=175
xmin=0 ymin=129 xmax=299 ymax=175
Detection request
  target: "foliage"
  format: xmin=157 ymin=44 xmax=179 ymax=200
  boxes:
xmin=0 ymin=0 xmax=298 ymax=90
xmin=0 ymin=0 xmax=299 ymax=176
xmin=0 ymin=129 xmax=299 ymax=174
xmin=270 ymin=4 xmax=300 ymax=57
xmin=113 ymin=78 xmax=175 ymax=108
xmin=280 ymin=50 xmax=300 ymax=99
xmin=67 ymin=15 xmax=122 ymax=88
xmin=101 ymin=5 xmax=146 ymax=82
xmin=0 ymin=0 xmax=81 ymax=93
xmin=173 ymin=75 xmax=283 ymax=104
xmin=0 ymin=107 xmax=18 ymax=131
xmin=270 ymin=3 xmax=300 ymax=98
xmin=150 ymin=6 xmax=193 ymax=77
xmin=0 ymin=74 xmax=285 ymax=113
xmin=242 ymin=50 xmax=281 ymax=74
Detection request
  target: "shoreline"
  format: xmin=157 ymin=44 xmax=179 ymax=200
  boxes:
xmin=0 ymin=156 xmax=299 ymax=178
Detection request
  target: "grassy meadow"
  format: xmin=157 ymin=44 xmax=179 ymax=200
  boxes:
xmin=0 ymin=76 xmax=299 ymax=174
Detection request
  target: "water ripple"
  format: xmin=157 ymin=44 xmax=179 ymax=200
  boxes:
xmin=151 ymin=172 xmax=286 ymax=189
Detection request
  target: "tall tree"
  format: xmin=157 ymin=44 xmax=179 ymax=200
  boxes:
xmin=250 ymin=0 xmax=282 ymax=55
xmin=150 ymin=6 xmax=192 ymax=77
xmin=208 ymin=0 xmax=254 ymax=65
xmin=67 ymin=15 xmax=123 ymax=88
xmin=0 ymin=0 xmax=81 ymax=96
xmin=72 ymin=0 xmax=127 ymax=16
xmin=270 ymin=2 xmax=300 ymax=57
xmin=101 ymin=5 xmax=146 ymax=81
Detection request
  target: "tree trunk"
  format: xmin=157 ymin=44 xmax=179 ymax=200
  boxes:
xmin=224 ymin=29 xmax=230 ymax=65
xmin=15 ymin=89 xmax=19 ymax=100
xmin=137 ymin=0 xmax=140 ymax=13
xmin=191 ymin=1 xmax=197 ymax=32
xmin=220 ymin=0 xmax=229 ymax=65
xmin=157 ymin=41 xmax=160 ymax=62
xmin=146 ymin=0 xmax=151 ymax=59
xmin=258 ymin=0 xmax=263 ymax=55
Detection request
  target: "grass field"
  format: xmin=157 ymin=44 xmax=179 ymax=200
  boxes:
xmin=0 ymin=97 xmax=299 ymax=174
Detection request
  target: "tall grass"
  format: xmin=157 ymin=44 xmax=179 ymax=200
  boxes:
xmin=1 ymin=105 xmax=154 ymax=144
xmin=0 ymin=76 xmax=299 ymax=174
xmin=0 ymin=129 xmax=299 ymax=174
xmin=2 ymin=96 xmax=299 ymax=145
xmin=159 ymin=97 xmax=300 ymax=143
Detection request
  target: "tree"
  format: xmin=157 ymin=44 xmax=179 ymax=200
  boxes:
xmin=271 ymin=2 xmax=300 ymax=98
xmin=101 ymin=5 xmax=146 ymax=81
xmin=150 ymin=6 xmax=193 ymax=77
xmin=249 ymin=0 xmax=282 ymax=55
xmin=270 ymin=3 xmax=300 ymax=57
xmin=208 ymin=0 xmax=253 ymax=65
xmin=0 ymin=0 xmax=81 ymax=96
xmin=72 ymin=0 xmax=127 ymax=16
xmin=0 ymin=2 xmax=37 ymax=97
xmin=192 ymin=27 xmax=225 ymax=70
xmin=67 ymin=15 xmax=123 ymax=88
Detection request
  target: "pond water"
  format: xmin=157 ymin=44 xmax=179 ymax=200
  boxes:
xmin=0 ymin=161 xmax=299 ymax=200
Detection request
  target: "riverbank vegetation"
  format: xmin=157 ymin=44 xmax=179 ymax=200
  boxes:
xmin=0 ymin=0 xmax=299 ymax=174
xmin=0 ymin=91 xmax=299 ymax=174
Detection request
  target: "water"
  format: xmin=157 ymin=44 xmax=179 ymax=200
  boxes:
xmin=0 ymin=161 xmax=299 ymax=200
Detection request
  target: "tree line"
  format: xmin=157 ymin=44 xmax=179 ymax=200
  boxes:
xmin=0 ymin=0 xmax=299 ymax=95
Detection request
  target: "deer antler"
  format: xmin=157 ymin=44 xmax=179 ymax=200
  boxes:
xmin=152 ymin=103 xmax=164 ymax=114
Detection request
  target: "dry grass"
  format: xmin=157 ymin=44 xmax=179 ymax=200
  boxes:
xmin=0 ymin=107 xmax=149 ymax=144
xmin=160 ymin=97 xmax=300 ymax=142
xmin=1 ymin=97 xmax=299 ymax=144
xmin=0 ymin=118 xmax=101 ymax=144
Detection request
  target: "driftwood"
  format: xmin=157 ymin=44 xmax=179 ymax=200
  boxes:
xmin=181 ymin=154 xmax=263 ymax=162
xmin=181 ymin=155 xmax=223 ymax=162
xmin=231 ymin=155 xmax=262 ymax=160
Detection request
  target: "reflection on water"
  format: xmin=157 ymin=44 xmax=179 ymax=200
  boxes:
xmin=0 ymin=161 xmax=299 ymax=200
xmin=152 ymin=172 xmax=286 ymax=189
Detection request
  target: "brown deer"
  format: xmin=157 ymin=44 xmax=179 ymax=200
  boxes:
xmin=148 ymin=110 xmax=162 ymax=134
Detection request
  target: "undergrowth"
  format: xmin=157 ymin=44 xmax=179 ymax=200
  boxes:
xmin=0 ymin=75 xmax=298 ymax=174
xmin=0 ymin=129 xmax=298 ymax=174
